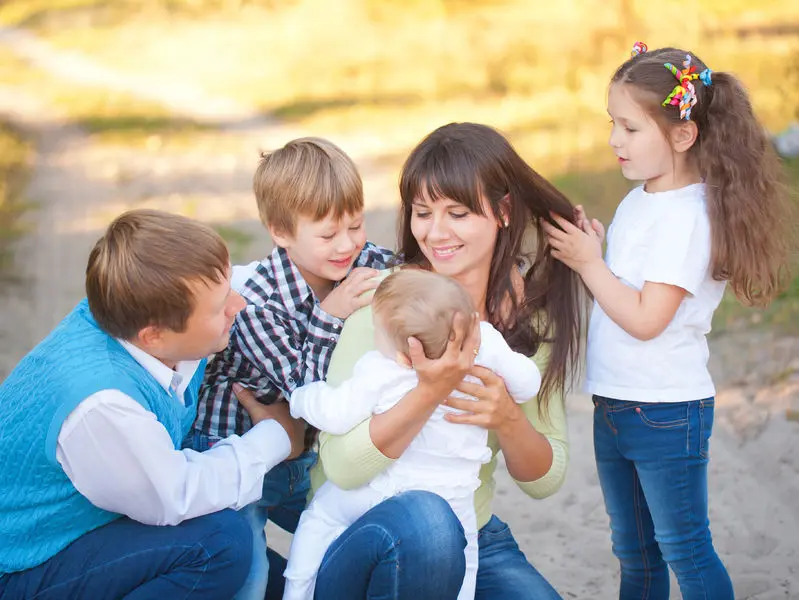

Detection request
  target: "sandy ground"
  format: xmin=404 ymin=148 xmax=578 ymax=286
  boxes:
xmin=1 ymin=30 xmax=798 ymax=599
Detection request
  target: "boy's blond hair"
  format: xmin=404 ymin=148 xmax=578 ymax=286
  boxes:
xmin=85 ymin=209 xmax=229 ymax=340
xmin=253 ymin=137 xmax=363 ymax=236
xmin=372 ymin=269 xmax=475 ymax=360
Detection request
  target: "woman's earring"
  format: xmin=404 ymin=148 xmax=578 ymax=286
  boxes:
xmin=502 ymin=217 xmax=509 ymax=227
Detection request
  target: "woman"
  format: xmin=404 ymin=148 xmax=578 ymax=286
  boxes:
xmin=301 ymin=122 xmax=585 ymax=599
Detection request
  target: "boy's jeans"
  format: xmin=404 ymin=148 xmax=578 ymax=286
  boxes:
xmin=185 ymin=430 xmax=316 ymax=600
xmin=592 ymin=396 xmax=734 ymax=600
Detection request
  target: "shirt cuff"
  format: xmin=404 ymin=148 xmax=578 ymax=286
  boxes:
xmin=513 ymin=436 xmax=568 ymax=499
xmin=306 ymin=304 xmax=344 ymax=347
xmin=236 ymin=419 xmax=291 ymax=465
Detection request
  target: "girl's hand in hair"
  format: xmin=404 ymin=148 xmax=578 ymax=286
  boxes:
xmin=543 ymin=213 xmax=603 ymax=275
xmin=574 ymin=205 xmax=606 ymax=244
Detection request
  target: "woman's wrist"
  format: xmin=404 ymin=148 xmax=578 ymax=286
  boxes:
xmin=414 ymin=380 xmax=450 ymax=408
xmin=495 ymin=401 xmax=527 ymax=439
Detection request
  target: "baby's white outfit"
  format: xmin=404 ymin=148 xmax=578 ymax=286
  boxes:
xmin=282 ymin=322 xmax=541 ymax=600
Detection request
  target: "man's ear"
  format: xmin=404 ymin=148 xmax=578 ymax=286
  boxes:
xmin=268 ymin=223 xmax=295 ymax=249
xmin=134 ymin=324 xmax=164 ymax=352
xmin=670 ymin=120 xmax=699 ymax=154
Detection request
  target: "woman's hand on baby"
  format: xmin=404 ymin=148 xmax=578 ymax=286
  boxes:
xmin=444 ymin=366 xmax=522 ymax=434
xmin=543 ymin=212 xmax=603 ymax=275
xmin=320 ymin=267 xmax=380 ymax=319
xmin=233 ymin=384 xmax=306 ymax=459
xmin=409 ymin=311 xmax=481 ymax=404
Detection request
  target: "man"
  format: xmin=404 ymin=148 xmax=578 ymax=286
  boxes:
xmin=0 ymin=210 xmax=305 ymax=599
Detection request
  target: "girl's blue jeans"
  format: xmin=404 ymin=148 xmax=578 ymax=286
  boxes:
xmin=593 ymin=395 xmax=734 ymax=600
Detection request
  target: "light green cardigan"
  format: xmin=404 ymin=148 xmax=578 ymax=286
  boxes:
xmin=308 ymin=275 xmax=570 ymax=530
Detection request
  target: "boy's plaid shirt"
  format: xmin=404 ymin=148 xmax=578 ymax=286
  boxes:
xmin=195 ymin=242 xmax=394 ymax=438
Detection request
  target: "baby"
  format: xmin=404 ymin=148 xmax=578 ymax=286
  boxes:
xmin=283 ymin=269 xmax=542 ymax=600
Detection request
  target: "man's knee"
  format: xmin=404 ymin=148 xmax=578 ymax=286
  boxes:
xmin=189 ymin=509 xmax=253 ymax=589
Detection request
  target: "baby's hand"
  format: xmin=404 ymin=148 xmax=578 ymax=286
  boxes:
xmin=320 ymin=267 xmax=380 ymax=319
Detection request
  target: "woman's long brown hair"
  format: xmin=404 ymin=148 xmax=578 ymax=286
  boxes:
xmin=398 ymin=122 xmax=585 ymax=412
xmin=613 ymin=47 xmax=793 ymax=305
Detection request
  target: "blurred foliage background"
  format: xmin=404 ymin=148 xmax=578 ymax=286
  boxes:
xmin=0 ymin=0 xmax=797 ymax=331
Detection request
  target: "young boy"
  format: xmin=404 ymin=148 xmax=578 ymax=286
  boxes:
xmin=190 ymin=137 xmax=394 ymax=599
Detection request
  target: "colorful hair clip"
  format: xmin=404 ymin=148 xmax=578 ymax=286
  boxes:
xmin=699 ymin=68 xmax=713 ymax=87
xmin=631 ymin=41 xmax=648 ymax=58
xmin=662 ymin=54 xmax=700 ymax=120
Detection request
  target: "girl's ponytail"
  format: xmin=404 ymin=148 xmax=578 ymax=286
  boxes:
xmin=697 ymin=72 xmax=791 ymax=305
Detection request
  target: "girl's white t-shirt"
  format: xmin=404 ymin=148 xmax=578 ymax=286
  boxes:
xmin=585 ymin=183 xmax=726 ymax=402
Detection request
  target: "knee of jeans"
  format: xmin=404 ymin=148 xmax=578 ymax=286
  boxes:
xmin=392 ymin=491 xmax=466 ymax=556
xmin=614 ymin=540 xmax=666 ymax=572
xmin=201 ymin=509 xmax=254 ymax=579
xmin=658 ymin=534 xmax=718 ymax=571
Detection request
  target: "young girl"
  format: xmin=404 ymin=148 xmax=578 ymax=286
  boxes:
xmin=544 ymin=43 xmax=791 ymax=600
xmin=283 ymin=269 xmax=541 ymax=600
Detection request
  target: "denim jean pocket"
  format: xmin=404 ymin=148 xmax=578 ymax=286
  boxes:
xmin=634 ymin=404 xmax=689 ymax=429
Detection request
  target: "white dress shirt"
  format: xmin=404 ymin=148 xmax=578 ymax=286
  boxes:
xmin=55 ymin=340 xmax=290 ymax=526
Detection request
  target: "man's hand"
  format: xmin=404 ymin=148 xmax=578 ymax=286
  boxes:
xmin=320 ymin=267 xmax=380 ymax=319
xmin=233 ymin=384 xmax=305 ymax=459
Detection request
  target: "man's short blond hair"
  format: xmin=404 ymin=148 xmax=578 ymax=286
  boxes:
xmin=372 ymin=269 xmax=475 ymax=360
xmin=85 ymin=209 xmax=229 ymax=340
xmin=253 ymin=137 xmax=364 ymax=236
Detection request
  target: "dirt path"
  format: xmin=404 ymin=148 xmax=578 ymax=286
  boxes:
xmin=1 ymin=29 xmax=797 ymax=600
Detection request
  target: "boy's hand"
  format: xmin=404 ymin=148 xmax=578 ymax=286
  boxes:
xmin=574 ymin=205 xmax=605 ymax=244
xmin=320 ymin=267 xmax=380 ymax=319
xmin=233 ymin=384 xmax=306 ymax=459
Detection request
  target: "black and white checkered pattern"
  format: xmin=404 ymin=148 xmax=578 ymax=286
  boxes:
xmin=195 ymin=242 xmax=394 ymax=438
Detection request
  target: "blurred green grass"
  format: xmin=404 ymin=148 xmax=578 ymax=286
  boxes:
xmin=0 ymin=121 xmax=32 ymax=276
xmin=2 ymin=1 xmax=796 ymax=170
xmin=0 ymin=0 xmax=796 ymax=332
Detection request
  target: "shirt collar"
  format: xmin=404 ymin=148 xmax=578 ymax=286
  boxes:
xmin=268 ymin=246 xmax=315 ymax=311
xmin=118 ymin=339 xmax=202 ymax=398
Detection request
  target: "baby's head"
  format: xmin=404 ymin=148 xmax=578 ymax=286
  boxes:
xmin=371 ymin=269 xmax=475 ymax=365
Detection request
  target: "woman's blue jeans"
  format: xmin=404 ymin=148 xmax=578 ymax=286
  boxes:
xmin=593 ymin=396 xmax=734 ymax=600
xmin=312 ymin=490 xmax=562 ymax=599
